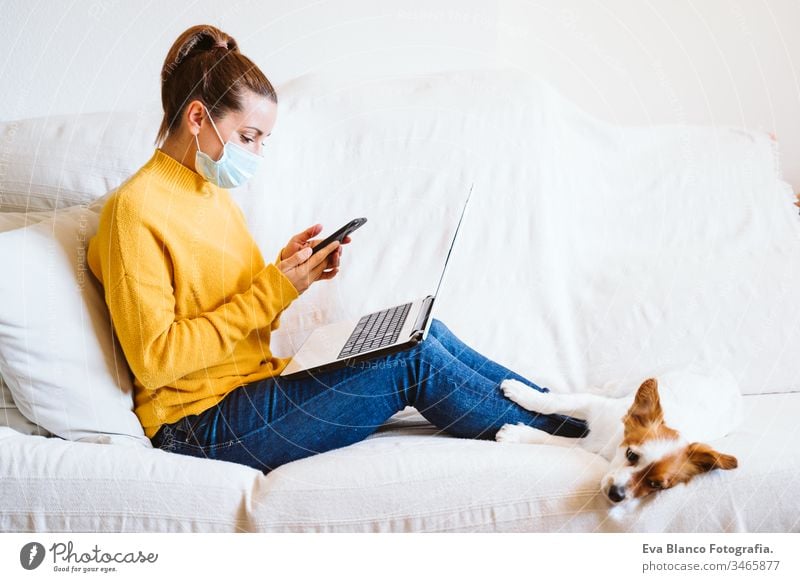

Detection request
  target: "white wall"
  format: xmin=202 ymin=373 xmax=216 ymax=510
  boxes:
xmin=1 ymin=0 xmax=798 ymax=189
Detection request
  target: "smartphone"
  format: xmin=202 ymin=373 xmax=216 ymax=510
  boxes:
xmin=310 ymin=217 xmax=367 ymax=255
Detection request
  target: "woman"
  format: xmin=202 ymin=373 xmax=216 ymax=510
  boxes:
xmin=87 ymin=24 xmax=587 ymax=474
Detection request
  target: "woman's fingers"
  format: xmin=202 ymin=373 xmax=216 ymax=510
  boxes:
xmin=317 ymin=267 xmax=339 ymax=280
xmin=281 ymin=224 xmax=355 ymax=262
xmin=326 ymin=246 xmax=341 ymax=269
xmin=307 ymin=241 xmax=340 ymax=281
xmin=298 ymin=225 xmax=321 ymax=244
xmin=280 ymin=239 xmax=341 ymax=291
xmin=281 ymin=246 xmax=313 ymax=269
xmin=287 ymin=225 xmax=322 ymax=253
xmin=295 ymin=239 xmax=338 ymax=270
xmin=295 ymin=224 xmax=322 ymax=244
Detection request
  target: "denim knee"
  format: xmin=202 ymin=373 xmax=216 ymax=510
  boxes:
xmin=428 ymin=318 xmax=447 ymax=337
xmin=415 ymin=333 xmax=443 ymax=357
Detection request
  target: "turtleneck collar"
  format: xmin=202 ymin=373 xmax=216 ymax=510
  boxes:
xmin=143 ymin=148 xmax=220 ymax=197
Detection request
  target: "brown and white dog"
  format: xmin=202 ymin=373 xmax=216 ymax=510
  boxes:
xmin=495 ymin=367 xmax=742 ymax=514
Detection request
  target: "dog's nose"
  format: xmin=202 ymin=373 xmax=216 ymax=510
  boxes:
xmin=608 ymin=485 xmax=626 ymax=503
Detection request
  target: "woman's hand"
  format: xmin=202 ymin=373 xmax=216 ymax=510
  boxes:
xmin=278 ymin=240 xmax=342 ymax=294
xmin=795 ymin=192 xmax=800 ymax=210
xmin=277 ymin=224 xmax=353 ymax=294
xmin=278 ymin=224 xmax=351 ymax=270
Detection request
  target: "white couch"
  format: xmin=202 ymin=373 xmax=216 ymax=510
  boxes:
xmin=1 ymin=69 xmax=798 ymax=532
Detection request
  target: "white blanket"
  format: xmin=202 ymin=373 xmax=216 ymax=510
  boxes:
xmin=239 ymin=69 xmax=800 ymax=396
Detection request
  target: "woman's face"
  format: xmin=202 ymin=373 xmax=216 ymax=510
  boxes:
xmin=192 ymin=89 xmax=277 ymax=162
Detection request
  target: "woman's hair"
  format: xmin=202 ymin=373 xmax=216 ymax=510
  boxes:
xmin=155 ymin=24 xmax=277 ymax=146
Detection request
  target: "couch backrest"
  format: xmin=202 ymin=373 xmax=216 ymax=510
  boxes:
xmin=1 ymin=69 xmax=798 ymax=395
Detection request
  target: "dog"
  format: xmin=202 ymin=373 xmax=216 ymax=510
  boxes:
xmin=495 ymin=367 xmax=742 ymax=514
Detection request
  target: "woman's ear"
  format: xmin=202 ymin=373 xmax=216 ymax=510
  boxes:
xmin=185 ymin=100 xmax=205 ymax=136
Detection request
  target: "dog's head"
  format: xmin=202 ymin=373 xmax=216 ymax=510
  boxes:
xmin=601 ymin=378 xmax=737 ymax=508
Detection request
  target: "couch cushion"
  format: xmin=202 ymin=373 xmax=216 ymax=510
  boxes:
xmin=243 ymin=394 xmax=797 ymax=532
xmin=0 ymin=395 xmax=795 ymax=532
xmin=0 ymin=376 xmax=50 ymax=437
xmin=0 ymin=111 xmax=158 ymax=212
xmin=0 ymin=210 xmax=57 ymax=436
xmin=0 ymin=425 xmax=261 ymax=532
xmin=0 ymin=203 xmax=148 ymax=446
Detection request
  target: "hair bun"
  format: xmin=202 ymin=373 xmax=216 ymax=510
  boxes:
xmin=168 ymin=25 xmax=239 ymax=71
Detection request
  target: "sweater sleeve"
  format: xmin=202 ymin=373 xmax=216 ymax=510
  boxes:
xmin=231 ymin=199 xmax=286 ymax=333
xmin=107 ymin=262 xmax=298 ymax=390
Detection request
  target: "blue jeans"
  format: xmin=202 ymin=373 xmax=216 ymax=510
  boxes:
xmin=150 ymin=318 xmax=588 ymax=473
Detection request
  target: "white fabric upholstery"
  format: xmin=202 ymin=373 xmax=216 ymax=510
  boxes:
xmin=0 ymin=376 xmax=50 ymax=437
xmin=0 ymin=394 xmax=796 ymax=532
xmin=0 ymin=112 xmax=156 ymax=212
xmin=0 ymin=210 xmax=57 ymax=436
xmin=0 ymin=187 xmax=111 ymax=437
xmin=0 ymin=204 xmax=149 ymax=446
xmin=0 ymin=69 xmax=797 ymax=532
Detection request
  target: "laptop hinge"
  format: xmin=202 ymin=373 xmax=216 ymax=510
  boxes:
xmin=410 ymin=295 xmax=434 ymax=341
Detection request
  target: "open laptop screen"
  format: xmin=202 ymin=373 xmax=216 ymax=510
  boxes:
xmin=432 ymin=182 xmax=474 ymax=299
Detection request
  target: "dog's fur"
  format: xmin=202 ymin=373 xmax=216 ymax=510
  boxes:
xmin=495 ymin=368 xmax=742 ymax=513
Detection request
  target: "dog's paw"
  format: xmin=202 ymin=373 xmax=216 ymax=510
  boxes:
xmin=500 ymin=378 xmax=531 ymax=400
xmin=501 ymin=379 xmax=546 ymax=410
xmin=495 ymin=422 xmax=527 ymax=443
xmin=495 ymin=422 xmax=544 ymax=444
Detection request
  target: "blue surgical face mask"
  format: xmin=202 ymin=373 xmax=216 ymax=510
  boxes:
xmin=194 ymin=105 xmax=264 ymax=189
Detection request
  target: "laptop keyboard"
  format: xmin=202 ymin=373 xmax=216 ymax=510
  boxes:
xmin=337 ymin=302 xmax=413 ymax=359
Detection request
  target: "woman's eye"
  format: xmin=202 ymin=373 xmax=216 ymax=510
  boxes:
xmin=626 ymin=448 xmax=639 ymax=464
xmin=239 ymin=135 xmax=254 ymax=144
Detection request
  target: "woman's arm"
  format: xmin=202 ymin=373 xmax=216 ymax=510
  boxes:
xmin=106 ymin=260 xmax=298 ymax=390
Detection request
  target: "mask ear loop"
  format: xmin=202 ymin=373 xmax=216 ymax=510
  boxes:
xmin=201 ymin=104 xmax=227 ymax=148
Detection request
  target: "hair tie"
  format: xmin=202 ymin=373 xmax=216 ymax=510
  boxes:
xmin=214 ymin=40 xmax=228 ymax=49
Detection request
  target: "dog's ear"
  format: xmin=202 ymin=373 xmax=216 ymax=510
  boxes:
xmin=625 ymin=378 xmax=663 ymax=428
xmin=686 ymin=442 xmax=738 ymax=473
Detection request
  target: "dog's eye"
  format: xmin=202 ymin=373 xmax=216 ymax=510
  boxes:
xmin=647 ymin=480 xmax=663 ymax=490
xmin=626 ymin=448 xmax=639 ymax=464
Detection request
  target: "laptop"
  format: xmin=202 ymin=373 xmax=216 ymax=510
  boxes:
xmin=280 ymin=183 xmax=474 ymax=379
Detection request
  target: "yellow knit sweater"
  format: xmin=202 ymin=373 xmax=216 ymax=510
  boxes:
xmin=87 ymin=149 xmax=299 ymax=439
